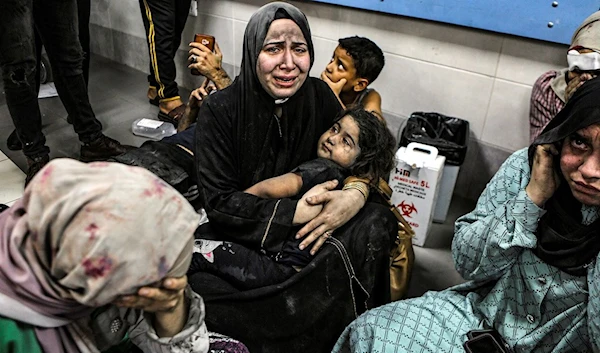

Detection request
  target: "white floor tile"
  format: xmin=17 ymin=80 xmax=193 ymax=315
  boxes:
xmin=0 ymin=159 xmax=25 ymax=204
xmin=0 ymin=150 xmax=7 ymax=162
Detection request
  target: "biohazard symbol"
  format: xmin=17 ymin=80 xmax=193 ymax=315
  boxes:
xmin=398 ymin=201 xmax=417 ymax=218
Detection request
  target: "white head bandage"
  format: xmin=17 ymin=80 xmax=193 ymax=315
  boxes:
xmin=567 ymin=49 xmax=600 ymax=71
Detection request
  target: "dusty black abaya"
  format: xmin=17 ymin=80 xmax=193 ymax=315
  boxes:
xmin=192 ymin=3 xmax=397 ymax=352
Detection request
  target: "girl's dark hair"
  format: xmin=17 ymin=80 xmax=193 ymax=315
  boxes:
xmin=336 ymin=107 xmax=396 ymax=182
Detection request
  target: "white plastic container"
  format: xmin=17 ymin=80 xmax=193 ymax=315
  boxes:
xmin=131 ymin=118 xmax=176 ymax=140
xmin=389 ymin=143 xmax=445 ymax=247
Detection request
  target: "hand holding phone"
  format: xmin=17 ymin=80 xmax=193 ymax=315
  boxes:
xmin=191 ymin=34 xmax=215 ymax=76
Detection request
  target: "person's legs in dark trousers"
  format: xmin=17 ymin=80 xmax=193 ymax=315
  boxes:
xmin=34 ymin=29 xmax=43 ymax=92
xmin=7 ymin=0 xmax=101 ymax=154
xmin=64 ymin=0 xmax=90 ymax=125
xmin=32 ymin=0 xmax=102 ymax=142
xmin=188 ymin=241 xmax=297 ymax=290
xmin=139 ymin=0 xmax=190 ymax=125
xmin=33 ymin=0 xmax=132 ymax=164
xmin=173 ymin=0 xmax=192 ymax=60
xmin=77 ymin=0 xmax=91 ymax=86
xmin=1 ymin=0 xmax=131 ymax=184
xmin=6 ymin=26 xmax=55 ymax=151
xmin=0 ymin=0 xmax=50 ymax=178
xmin=6 ymin=0 xmax=98 ymax=153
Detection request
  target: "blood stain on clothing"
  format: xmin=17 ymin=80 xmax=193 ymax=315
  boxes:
xmin=39 ymin=164 xmax=54 ymax=183
xmin=143 ymin=179 xmax=168 ymax=198
xmin=82 ymin=256 xmax=113 ymax=278
xmin=86 ymin=223 xmax=99 ymax=240
xmin=158 ymin=256 xmax=169 ymax=277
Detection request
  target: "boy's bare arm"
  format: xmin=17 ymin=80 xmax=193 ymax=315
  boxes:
xmin=245 ymin=173 xmax=303 ymax=199
xmin=362 ymin=90 xmax=384 ymax=122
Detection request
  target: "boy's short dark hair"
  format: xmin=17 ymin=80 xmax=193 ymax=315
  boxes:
xmin=336 ymin=107 xmax=396 ymax=182
xmin=338 ymin=36 xmax=385 ymax=84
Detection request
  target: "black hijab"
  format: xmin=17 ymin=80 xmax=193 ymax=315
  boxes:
xmin=194 ymin=2 xmax=341 ymax=247
xmin=530 ymin=76 xmax=600 ymax=276
xmin=225 ymin=2 xmax=337 ymax=187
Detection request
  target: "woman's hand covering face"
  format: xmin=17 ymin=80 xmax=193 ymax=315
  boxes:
xmin=113 ymin=276 xmax=187 ymax=313
xmin=566 ymin=71 xmax=597 ymax=101
xmin=527 ymin=144 xmax=561 ymax=207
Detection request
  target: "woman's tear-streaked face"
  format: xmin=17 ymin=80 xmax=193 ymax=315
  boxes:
xmin=256 ymin=19 xmax=310 ymax=99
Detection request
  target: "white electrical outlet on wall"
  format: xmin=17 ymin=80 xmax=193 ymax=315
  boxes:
xmin=189 ymin=0 xmax=198 ymax=17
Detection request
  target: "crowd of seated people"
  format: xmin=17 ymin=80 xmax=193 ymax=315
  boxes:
xmin=1 ymin=1 xmax=600 ymax=352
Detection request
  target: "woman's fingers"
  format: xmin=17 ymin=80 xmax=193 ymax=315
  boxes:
xmin=305 ymin=181 xmax=338 ymax=205
xmin=309 ymin=227 xmax=332 ymax=255
xmin=162 ymin=275 xmax=187 ymax=291
xmin=113 ymin=276 xmax=186 ymax=311
xmin=565 ymin=73 xmax=597 ymax=101
xmin=299 ymin=222 xmax=326 ymax=248
xmin=189 ymin=41 xmax=211 ymax=52
xmin=137 ymin=286 xmax=178 ymax=301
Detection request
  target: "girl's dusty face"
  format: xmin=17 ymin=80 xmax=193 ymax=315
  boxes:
xmin=256 ymin=19 xmax=310 ymax=99
xmin=561 ymin=123 xmax=600 ymax=205
xmin=317 ymin=115 xmax=361 ymax=168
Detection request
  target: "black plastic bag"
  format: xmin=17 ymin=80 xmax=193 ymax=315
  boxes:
xmin=400 ymin=112 xmax=469 ymax=166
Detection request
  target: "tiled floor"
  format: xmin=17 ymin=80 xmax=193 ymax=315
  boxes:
xmin=0 ymin=150 xmax=24 ymax=206
xmin=0 ymin=55 xmax=191 ymax=205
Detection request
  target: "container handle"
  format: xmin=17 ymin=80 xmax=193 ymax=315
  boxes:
xmin=405 ymin=142 xmax=439 ymax=162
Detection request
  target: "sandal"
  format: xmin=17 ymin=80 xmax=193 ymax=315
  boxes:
xmin=158 ymin=104 xmax=186 ymax=128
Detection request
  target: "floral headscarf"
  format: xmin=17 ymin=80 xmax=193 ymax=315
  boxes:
xmin=0 ymin=159 xmax=199 ymax=353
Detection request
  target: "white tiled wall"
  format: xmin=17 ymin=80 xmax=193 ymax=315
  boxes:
xmin=89 ymin=0 xmax=571 ymax=199
xmin=90 ymin=0 xmax=568 ymax=153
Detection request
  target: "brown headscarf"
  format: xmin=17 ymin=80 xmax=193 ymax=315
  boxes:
xmin=0 ymin=159 xmax=199 ymax=353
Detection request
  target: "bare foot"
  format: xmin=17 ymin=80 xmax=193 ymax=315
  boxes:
xmin=147 ymin=86 xmax=157 ymax=100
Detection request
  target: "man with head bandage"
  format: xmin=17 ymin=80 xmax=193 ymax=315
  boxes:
xmin=529 ymin=11 xmax=600 ymax=143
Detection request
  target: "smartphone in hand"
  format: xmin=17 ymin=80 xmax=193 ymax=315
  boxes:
xmin=191 ymin=34 xmax=215 ymax=76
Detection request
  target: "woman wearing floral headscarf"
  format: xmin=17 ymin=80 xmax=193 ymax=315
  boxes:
xmin=530 ymin=10 xmax=600 ymax=142
xmin=0 ymin=159 xmax=246 ymax=353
